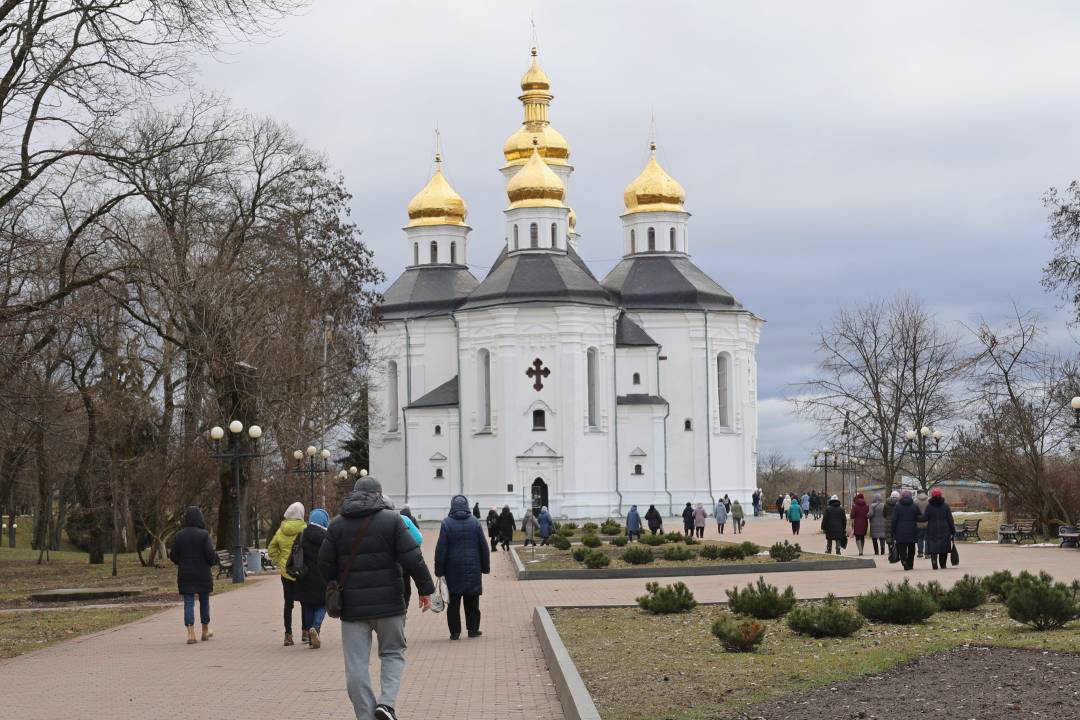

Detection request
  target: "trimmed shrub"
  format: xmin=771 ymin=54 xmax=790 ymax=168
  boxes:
xmin=640 ymin=533 xmax=667 ymax=546
xmin=610 ymin=535 xmax=628 ymax=547
xmin=558 ymin=526 xmax=576 ymax=537
xmin=549 ymin=534 xmax=571 ymax=550
xmin=636 ymin=581 xmax=697 ymax=614
xmin=697 ymin=544 xmax=723 ymax=560
xmin=582 ymin=522 xmax=599 ymax=533
xmin=981 ymin=569 xmax=1016 ymax=601
xmin=581 ymin=534 xmax=602 ymax=548
xmin=584 ymin=550 xmax=611 ymax=569
xmin=786 ymin=595 xmax=864 ymax=637
xmin=664 ymin=531 xmax=685 ymax=543
xmin=684 ymin=536 xmax=700 ymax=545
xmin=719 ymin=544 xmax=748 ymax=560
xmin=572 ymin=547 xmax=590 ymax=562
xmin=922 ymin=575 xmax=987 ymax=611
xmin=857 ymin=580 xmax=938 ymax=624
xmin=600 ymin=520 xmax=623 ymax=536
xmin=562 ymin=522 xmax=578 ymax=530
xmin=739 ymin=541 xmax=761 ymax=556
xmin=621 ymin=546 xmax=655 ymax=565
xmin=769 ymin=541 xmax=801 ymax=562
xmin=662 ymin=545 xmax=695 ymax=561
xmin=726 ymin=577 xmax=797 ymax=619
xmin=1006 ymin=572 xmax=1080 ymax=631
xmin=711 ymin=614 xmax=767 ymax=652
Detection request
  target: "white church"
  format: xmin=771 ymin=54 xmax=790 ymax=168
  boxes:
xmin=369 ymin=48 xmax=762 ymax=519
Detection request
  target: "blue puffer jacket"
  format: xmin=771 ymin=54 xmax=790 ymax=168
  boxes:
xmin=538 ymin=508 xmax=553 ymax=538
xmin=626 ymin=506 xmax=642 ymax=534
xmin=890 ymin=495 xmax=921 ymax=544
xmin=434 ymin=495 xmax=491 ymax=596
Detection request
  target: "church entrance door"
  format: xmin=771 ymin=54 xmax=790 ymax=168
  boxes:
xmin=531 ymin=477 xmax=548 ymax=515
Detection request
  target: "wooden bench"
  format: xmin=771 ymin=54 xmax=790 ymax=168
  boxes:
xmin=1014 ymin=519 xmax=1037 ymax=544
xmin=216 ymin=550 xmax=233 ymax=578
xmin=1060 ymin=525 xmax=1079 ymax=549
xmin=955 ymin=518 xmax=982 ymax=541
xmin=998 ymin=523 xmax=1017 ymax=543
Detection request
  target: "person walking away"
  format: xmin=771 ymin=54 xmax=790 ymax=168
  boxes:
xmin=849 ymin=493 xmax=869 ymax=556
xmin=723 ymin=494 xmax=732 ymax=513
xmin=682 ymin=502 xmax=695 ymax=537
xmin=497 ymin=505 xmax=515 ymax=551
xmin=752 ymin=490 xmax=760 ymax=517
xmin=295 ymin=509 xmax=330 ymax=649
xmin=318 ymin=475 xmax=434 ymax=720
xmin=693 ymin=503 xmax=707 ymax=539
xmin=472 ymin=502 xmax=481 ymax=519
xmin=787 ymin=498 xmax=803 ymax=535
xmin=486 ymin=507 xmax=500 ymax=552
xmin=626 ymin=504 xmax=642 ymax=541
xmin=821 ymin=495 xmax=847 ymax=554
xmin=387 ymin=498 xmax=423 ymax=611
xmin=537 ymin=506 xmax=553 ymax=545
xmin=884 ymin=490 xmax=900 ymax=558
xmin=522 ymin=510 xmax=539 ymax=547
xmin=644 ymin=504 xmax=663 ymax=535
xmin=435 ymin=494 xmax=490 ymax=640
xmin=915 ymin=490 xmax=930 ymax=558
xmin=923 ymin=488 xmax=956 ymax=570
xmin=781 ymin=493 xmax=792 ymax=522
xmin=268 ymin=502 xmax=306 ymax=646
xmin=775 ymin=495 xmax=784 ymax=519
xmin=868 ymin=494 xmax=886 ymax=555
xmin=714 ymin=499 xmax=729 ymax=534
xmin=890 ymin=489 xmax=920 ymax=571
xmin=730 ymin=500 xmax=745 ymax=533
xmin=800 ymin=492 xmax=810 ymax=520
xmin=169 ymin=506 xmax=218 ymax=644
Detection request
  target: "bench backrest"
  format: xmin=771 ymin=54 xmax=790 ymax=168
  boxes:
xmin=999 ymin=523 xmax=1015 ymax=532
xmin=963 ymin=519 xmax=981 ymax=530
xmin=1015 ymin=520 xmax=1035 ymax=531
xmin=216 ymin=550 xmax=232 ymax=560
xmin=1059 ymin=525 xmax=1078 ymax=535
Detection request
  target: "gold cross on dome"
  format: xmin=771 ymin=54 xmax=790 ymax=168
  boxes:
xmin=526 ymin=358 xmax=550 ymax=392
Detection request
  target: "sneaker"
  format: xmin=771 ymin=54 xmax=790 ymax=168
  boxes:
xmin=374 ymin=705 xmax=398 ymax=720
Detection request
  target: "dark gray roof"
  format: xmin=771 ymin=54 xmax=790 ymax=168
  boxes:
xmin=378 ymin=266 xmax=479 ymax=320
xmin=601 ymin=255 xmax=743 ymax=312
xmin=458 ymin=247 xmax=616 ymax=311
xmin=617 ymin=393 xmax=668 ymax=405
xmin=615 ymin=314 xmax=658 ymax=347
xmin=406 ymin=376 xmax=458 ymax=409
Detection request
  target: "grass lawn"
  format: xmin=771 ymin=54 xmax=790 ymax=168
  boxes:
xmin=516 ymin=539 xmax=842 ymax=571
xmin=552 ymin=599 xmax=1080 ymax=720
xmin=0 ymin=607 xmax=157 ymax=660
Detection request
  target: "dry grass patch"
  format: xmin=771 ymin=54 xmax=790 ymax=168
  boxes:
xmin=0 ymin=607 xmax=157 ymax=660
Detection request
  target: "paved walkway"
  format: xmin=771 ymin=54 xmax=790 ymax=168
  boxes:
xmin=3 ymin=515 xmax=1080 ymax=719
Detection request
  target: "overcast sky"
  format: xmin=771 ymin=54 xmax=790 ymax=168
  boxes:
xmin=197 ymin=1 xmax=1080 ymax=463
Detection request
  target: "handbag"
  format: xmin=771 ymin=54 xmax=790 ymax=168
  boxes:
xmin=888 ymin=541 xmax=899 ymax=564
xmin=325 ymin=515 xmax=374 ymax=619
xmin=430 ymin=577 xmax=448 ymax=614
xmin=950 ymin=540 xmax=960 ymax=567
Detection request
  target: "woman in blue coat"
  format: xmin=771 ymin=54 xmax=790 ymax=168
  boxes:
xmin=537 ymin=506 xmax=554 ymax=545
xmin=434 ymin=495 xmax=491 ymax=640
xmin=625 ymin=505 xmax=642 ymax=541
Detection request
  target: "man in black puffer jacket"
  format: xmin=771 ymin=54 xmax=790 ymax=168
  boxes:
xmin=318 ymin=475 xmax=434 ymax=720
xmin=890 ymin=489 xmax=921 ymax=571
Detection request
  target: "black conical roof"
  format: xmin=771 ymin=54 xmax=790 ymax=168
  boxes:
xmin=378 ymin=265 xmax=479 ymax=320
xmin=458 ymin=247 xmax=615 ymax=311
xmin=602 ymin=255 xmax=743 ymax=311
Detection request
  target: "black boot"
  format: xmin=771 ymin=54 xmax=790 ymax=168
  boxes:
xmin=931 ymin=555 xmax=938 ymax=570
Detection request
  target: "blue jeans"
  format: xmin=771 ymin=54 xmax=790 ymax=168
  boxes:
xmin=183 ymin=592 xmax=210 ymax=627
xmin=302 ymin=603 xmax=326 ymax=632
xmin=916 ymin=527 xmax=927 ymax=555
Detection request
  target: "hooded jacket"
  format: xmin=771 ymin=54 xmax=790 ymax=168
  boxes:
xmin=268 ymin=517 xmax=307 ymax=581
xmin=821 ymin=498 xmax=847 ymax=539
xmin=787 ymin=502 xmax=803 ymax=522
xmin=538 ymin=507 xmax=553 ymax=538
xmin=883 ymin=495 xmax=899 ymax=540
xmin=693 ymin=504 xmax=707 ymax=527
xmin=916 ymin=494 xmax=930 ymax=530
xmin=169 ymin=507 xmax=218 ymax=595
xmin=644 ymin=505 xmax=662 ymax=531
xmin=626 ymin=505 xmax=642 ymax=534
xmin=497 ymin=506 xmax=516 ymax=542
xmin=850 ymin=496 xmax=870 ymax=536
xmin=522 ymin=510 xmax=539 ymax=540
xmin=434 ymin=495 xmax=490 ymax=596
xmin=682 ymin=503 xmax=694 ymax=529
xmin=317 ymin=476 xmax=435 ymax=621
xmin=730 ymin=501 xmax=745 ymax=520
xmin=486 ymin=508 xmax=500 ymax=538
xmin=868 ymin=498 xmax=886 ymax=538
xmin=890 ymin=495 xmax=921 ymax=544
xmin=294 ymin=520 xmax=328 ymax=606
xmin=923 ymin=495 xmax=956 ymax=554
xmin=714 ymin=502 xmax=729 ymax=524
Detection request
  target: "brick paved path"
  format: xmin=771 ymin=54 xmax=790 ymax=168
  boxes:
xmin=3 ymin=515 xmax=1079 ymax=719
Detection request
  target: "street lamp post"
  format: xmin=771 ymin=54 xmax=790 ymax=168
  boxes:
xmin=288 ymin=445 xmax=332 ymax=512
xmin=1069 ymin=396 xmax=1080 ymax=430
xmin=208 ymin=421 xmax=264 ymax=584
xmin=811 ymin=448 xmax=838 ymax=499
xmin=903 ymin=426 xmax=944 ymax=489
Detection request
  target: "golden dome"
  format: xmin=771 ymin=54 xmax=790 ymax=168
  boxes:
xmin=406 ymin=155 xmax=467 ymax=227
xmin=502 ymin=48 xmax=570 ymax=167
xmin=568 ymin=207 xmax=577 ymax=231
xmin=520 ymin=47 xmax=550 ymax=91
xmin=507 ymin=143 xmax=565 ymax=209
xmin=623 ymin=143 xmax=686 ymax=214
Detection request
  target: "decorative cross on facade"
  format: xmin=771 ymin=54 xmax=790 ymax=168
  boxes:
xmin=526 ymin=357 xmax=550 ymax=391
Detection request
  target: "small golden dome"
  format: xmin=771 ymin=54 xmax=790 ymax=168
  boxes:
xmin=568 ymin=207 xmax=577 ymax=231
xmin=406 ymin=155 xmax=467 ymax=228
xmin=623 ymin=143 xmax=686 ymax=214
xmin=520 ymin=47 xmax=550 ymax=91
xmin=503 ymin=123 xmax=570 ymax=165
xmin=507 ymin=143 xmax=565 ymax=209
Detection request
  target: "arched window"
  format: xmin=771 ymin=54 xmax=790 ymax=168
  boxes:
xmin=669 ymin=227 xmax=676 ymax=250
xmin=513 ymin=224 xmax=519 ymax=249
xmin=717 ymin=353 xmax=731 ymax=428
xmin=630 ymin=229 xmax=636 ymax=253
xmin=530 ymin=222 xmax=539 ymax=248
xmin=551 ymin=222 xmax=557 ymax=246
xmin=684 ymin=419 xmax=693 ymax=431
xmin=450 ymin=242 xmax=457 ymax=264
xmin=532 ymin=409 xmax=546 ymax=430
xmin=430 ymin=241 xmax=438 ymax=263
xmin=434 ymin=468 xmax=444 ymax=479
xmin=647 ymin=227 xmax=656 ymax=251
xmin=478 ymin=349 xmax=491 ymax=431
xmin=586 ymin=347 xmax=598 ymax=428
xmin=632 ymin=372 xmax=641 ymax=385
xmin=413 ymin=243 xmax=419 ymax=265
xmin=434 ymin=424 xmax=442 ymax=436
xmin=633 ymin=464 xmax=643 ymax=475
xmin=386 ymin=360 xmax=399 ymax=432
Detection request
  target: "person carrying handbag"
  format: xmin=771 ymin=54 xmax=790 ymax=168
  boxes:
xmin=434 ymin=494 xmax=491 ymax=640
xmin=318 ymin=475 xmax=434 ymax=720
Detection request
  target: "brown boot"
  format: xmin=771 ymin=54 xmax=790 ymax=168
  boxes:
xmin=308 ymin=628 xmax=321 ymax=649
xmin=283 ymin=632 xmax=294 ymax=647
xmin=301 ymin=629 xmax=309 ymax=644
xmin=187 ymin=627 xmax=197 ymax=645
xmin=201 ymin=624 xmax=213 ymax=641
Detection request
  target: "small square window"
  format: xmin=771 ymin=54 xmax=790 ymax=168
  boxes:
xmin=434 ymin=424 xmax=442 ymax=436
xmin=632 ymin=464 xmax=643 ymax=475
xmin=506 ymin=483 xmax=514 ymax=493
xmin=434 ymin=468 xmax=444 ymax=479
xmin=684 ymin=419 xmax=693 ymax=431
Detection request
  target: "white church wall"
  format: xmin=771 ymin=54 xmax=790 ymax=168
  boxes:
xmin=368 ymin=323 xmax=406 ymax=498
xmin=615 ymin=346 xmax=657 ymax=396
xmin=402 ymin=406 xmax=460 ymax=520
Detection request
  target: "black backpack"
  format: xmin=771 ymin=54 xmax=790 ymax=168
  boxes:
xmin=285 ymin=530 xmax=308 ymax=580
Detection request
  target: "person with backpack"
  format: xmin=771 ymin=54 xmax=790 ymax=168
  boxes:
xmin=168 ymin=506 xmax=219 ymax=645
xmin=293 ymin=508 xmax=330 ymax=649
xmin=434 ymin=494 xmax=491 ymax=640
xmin=268 ymin=501 xmax=306 ymax=646
xmin=384 ymin=495 xmax=423 ymax=610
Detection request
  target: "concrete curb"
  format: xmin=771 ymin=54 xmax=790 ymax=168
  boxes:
xmin=512 ymin=547 xmax=876 ymax=580
xmin=532 ymin=606 xmax=602 ymax=720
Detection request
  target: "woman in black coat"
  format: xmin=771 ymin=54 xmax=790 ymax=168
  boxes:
xmin=293 ymin=508 xmax=330 ymax=649
xmin=644 ymin=505 xmax=663 ymax=535
xmin=820 ymin=495 xmax=847 ymax=555
xmin=486 ymin=507 xmax=500 ymax=552
xmin=924 ymin=488 xmax=956 ymax=570
xmin=682 ymin=502 xmax=695 ymax=537
xmin=435 ymin=495 xmax=491 ymax=639
xmin=169 ymin=506 xmax=218 ymax=644
xmin=497 ymin=505 xmax=516 ymax=551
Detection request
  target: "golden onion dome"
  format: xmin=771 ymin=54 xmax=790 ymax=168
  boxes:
xmin=520 ymin=47 xmax=550 ymax=91
xmin=406 ymin=155 xmax=467 ymax=227
xmin=502 ymin=47 xmax=570 ymax=167
xmin=507 ymin=142 xmax=565 ymax=209
xmin=568 ymin=207 xmax=577 ymax=231
xmin=623 ymin=143 xmax=686 ymax=214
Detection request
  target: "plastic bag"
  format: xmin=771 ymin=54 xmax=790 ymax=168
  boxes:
xmin=430 ymin=577 xmax=448 ymax=613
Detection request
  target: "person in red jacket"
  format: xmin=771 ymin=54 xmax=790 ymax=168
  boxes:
xmin=849 ymin=493 xmax=870 ymax=556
